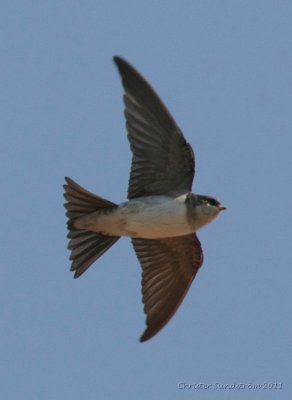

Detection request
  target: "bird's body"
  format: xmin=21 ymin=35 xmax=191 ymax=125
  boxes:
xmin=64 ymin=56 xmax=225 ymax=342
xmin=74 ymin=193 xmax=220 ymax=239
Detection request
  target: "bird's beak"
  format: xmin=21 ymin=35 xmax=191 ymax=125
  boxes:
xmin=218 ymin=205 xmax=226 ymax=211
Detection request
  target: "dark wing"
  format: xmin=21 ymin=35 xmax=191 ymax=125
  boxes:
xmin=132 ymin=234 xmax=203 ymax=342
xmin=114 ymin=56 xmax=195 ymax=199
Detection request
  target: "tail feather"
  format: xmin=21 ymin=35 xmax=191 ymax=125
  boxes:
xmin=64 ymin=177 xmax=116 ymax=219
xmin=68 ymin=230 xmax=119 ymax=278
xmin=63 ymin=177 xmax=119 ymax=278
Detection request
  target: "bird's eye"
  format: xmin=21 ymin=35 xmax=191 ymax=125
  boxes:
xmin=206 ymin=198 xmax=218 ymax=206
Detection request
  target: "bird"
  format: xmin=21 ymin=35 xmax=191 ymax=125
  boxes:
xmin=63 ymin=56 xmax=225 ymax=342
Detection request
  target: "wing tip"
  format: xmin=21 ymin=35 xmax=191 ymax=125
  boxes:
xmin=113 ymin=55 xmax=126 ymax=69
xmin=139 ymin=329 xmax=153 ymax=343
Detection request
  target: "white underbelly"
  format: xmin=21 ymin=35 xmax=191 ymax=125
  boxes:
xmin=116 ymin=196 xmax=192 ymax=238
xmin=75 ymin=195 xmax=194 ymax=239
xmin=123 ymin=205 xmax=188 ymax=238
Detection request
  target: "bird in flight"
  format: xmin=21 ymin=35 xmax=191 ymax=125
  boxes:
xmin=64 ymin=56 xmax=225 ymax=342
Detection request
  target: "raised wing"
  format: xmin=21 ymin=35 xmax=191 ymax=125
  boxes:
xmin=114 ymin=56 xmax=195 ymax=199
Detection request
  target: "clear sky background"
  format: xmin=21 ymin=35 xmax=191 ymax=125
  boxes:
xmin=1 ymin=1 xmax=291 ymax=399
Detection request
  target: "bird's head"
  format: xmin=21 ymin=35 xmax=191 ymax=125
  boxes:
xmin=185 ymin=193 xmax=226 ymax=229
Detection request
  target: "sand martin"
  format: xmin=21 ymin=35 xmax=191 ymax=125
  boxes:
xmin=64 ymin=56 xmax=225 ymax=342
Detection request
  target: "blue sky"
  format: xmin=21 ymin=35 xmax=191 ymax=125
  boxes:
xmin=1 ymin=1 xmax=291 ymax=399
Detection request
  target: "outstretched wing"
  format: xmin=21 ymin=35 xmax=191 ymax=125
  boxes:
xmin=132 ymin=234 xmax=203 ymax=342
xmin=114 ymin=56 xmax=195 ymax=199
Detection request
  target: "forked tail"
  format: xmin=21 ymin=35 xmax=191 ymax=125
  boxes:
xmin=63 ymin=177 xmax=119 ymax=278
